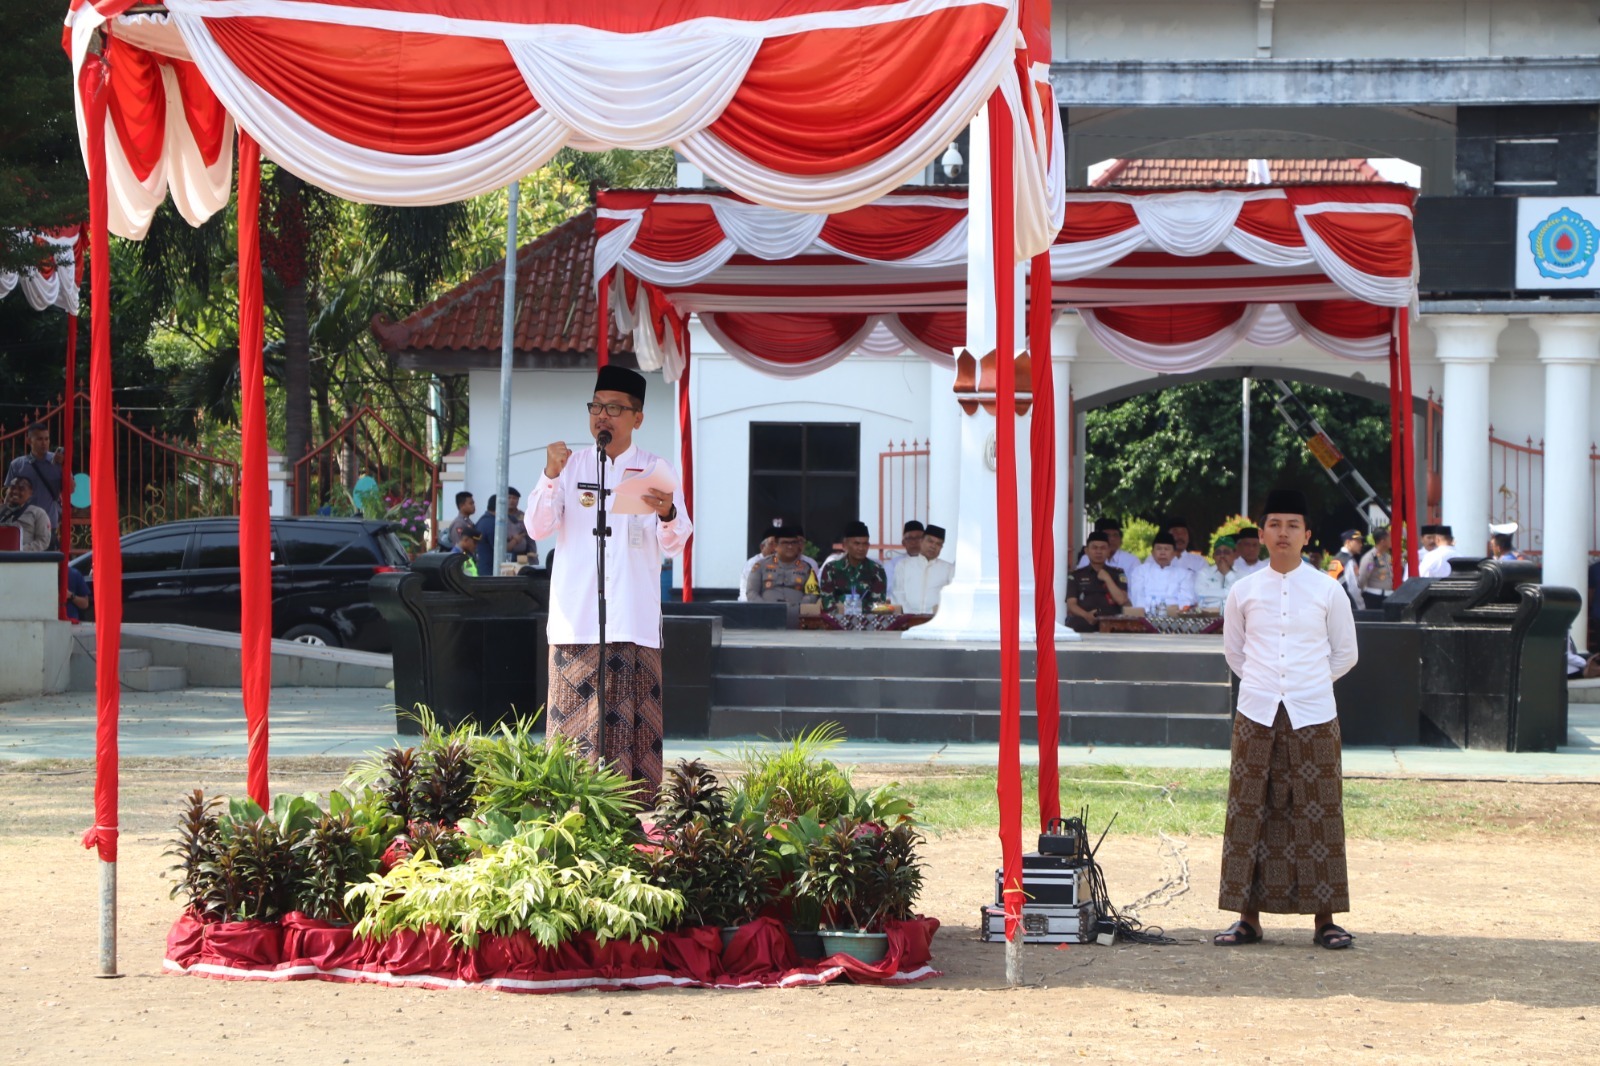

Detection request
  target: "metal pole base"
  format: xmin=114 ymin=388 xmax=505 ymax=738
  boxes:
xmin=1005 ymin=931 xmax=1023 ymax=987
xmin=97 ymin=859 xmax=121 ymax=978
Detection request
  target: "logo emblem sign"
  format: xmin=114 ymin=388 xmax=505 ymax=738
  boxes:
xmin=580 ymin=491 xmax=596 ymax=508
xmin=1528 ymin=207 xmax=1600 ymax=280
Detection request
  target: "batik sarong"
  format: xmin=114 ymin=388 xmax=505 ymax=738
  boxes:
xmin=1218 ymin=705 xmax=1350 ymax=914
xmin=547 ymin=642 xmax=665 ymax=799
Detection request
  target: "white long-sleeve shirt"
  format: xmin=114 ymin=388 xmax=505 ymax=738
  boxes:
xmin=1077 ymin=547 xmax=1140 ymax=573
xmin=1194 ymin=564 xmax=1239 ymax=612
xmin=1418 ymin=544 xmax=1460 ymax=578
xmin=1129 ymin=558 xmax=1196 ymax=610
xmin=893 ymin=555 xmax=954 ymax=613
xmin=526 ymin=442 xmax=692 ymax=648
xmin=1223 ymin=563 xmax=1359 ymax=729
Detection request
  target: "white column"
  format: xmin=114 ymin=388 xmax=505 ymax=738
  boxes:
xmin=906 ymin=109 xmax=1072 ymax=642
xmin=265 ymin=448 xmax=290 ymax=517
xmin=1430 ymin=314 xmax=1505 ymax=553
xmin=1531 ymin=315 xmax=1600 ymax=648
xmin=927 ymin=359 xmax=961 ymax=536
xmin=1051 ymin=315 xmax=1082 ymax=611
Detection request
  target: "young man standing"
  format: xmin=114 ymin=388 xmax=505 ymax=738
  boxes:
xmin=528 ymin=365 xmax=691 ymax=796
xmin=444 ymin=491 xmax=476 ymax=549
xmin=6 ymin=423 xmax=69 ymax=535
xmin=1215 ymin=487 xmax=1359 ymax=951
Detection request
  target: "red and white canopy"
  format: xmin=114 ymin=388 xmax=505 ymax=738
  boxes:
xmin=595 ymin=183 xmax=1418 ymax=379
xmin=65 ymin=0 xmax=1060 ymax=254
xmin=0 ymin=229 xmax=81 ymax=314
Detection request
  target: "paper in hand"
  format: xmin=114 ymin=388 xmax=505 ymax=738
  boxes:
xmin=610 ymin=459 xmax=679 ymax=515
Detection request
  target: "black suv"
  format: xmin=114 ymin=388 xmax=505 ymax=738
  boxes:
xmin=71 ymin=516 xmax=409 ymax=652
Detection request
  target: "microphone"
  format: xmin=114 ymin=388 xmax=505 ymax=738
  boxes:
xmin=596 ymin=429 xmax=613 ymax=449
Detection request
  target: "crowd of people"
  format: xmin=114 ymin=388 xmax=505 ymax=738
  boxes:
xmin=739 ymin=517 xmax=954 ymax=620
xmin=439 ymin=486 xmax=536 ymax=577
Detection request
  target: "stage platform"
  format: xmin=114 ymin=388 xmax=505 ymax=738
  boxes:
xmin=708 ymin=629 xmax=1235 ymax=749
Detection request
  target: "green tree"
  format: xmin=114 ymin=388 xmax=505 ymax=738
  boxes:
xmin=0 ymin=5 xmax=83 ymax=274
xmin=1083 ymin=378 xmax=1393 ymax=542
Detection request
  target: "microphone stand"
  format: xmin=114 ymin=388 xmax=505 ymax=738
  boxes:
xmin=593 ymin=430 xmax=613 ymax=762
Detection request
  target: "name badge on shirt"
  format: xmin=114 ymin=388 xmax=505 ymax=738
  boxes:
xmin=629 ymin=516 xmax=644 ymax=548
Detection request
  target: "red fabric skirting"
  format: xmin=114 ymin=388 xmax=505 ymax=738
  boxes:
xmin=164 ymin=913 xmax=940 ymax=993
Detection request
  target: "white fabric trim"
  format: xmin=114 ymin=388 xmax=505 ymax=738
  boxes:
xmin=709 ymin=201 xmax=827 ymax=261
xmin=160 ymin=64 xmax=236 ymax=230
xmin=1278 ymin=303 xmax=1392 ymax=361
xmin=0 ymin=233 xmax=79 ymax=314
xmin=1078 ymin=305 xmax=1266 ymax=374
xmin=110 ymin=13 xmax=193 ymax=61
xmin=1244 ymin=303 xmax=1299 ymax=348
xmin=1294 ymin=215 xmax=1414 ymax=308
xmin=1131 ymin=192 xmax=1248 ymax=257
xmin=699 ymin=311 xmax=878 ymax=380
xmin=506 ymin=34 xmax=759 ymax=151
xmin=882 ymin=315 xmax=958 ymax=367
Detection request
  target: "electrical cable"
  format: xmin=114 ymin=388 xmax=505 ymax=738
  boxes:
xmin=1058 ymin=805 xmax=1181 ymax=946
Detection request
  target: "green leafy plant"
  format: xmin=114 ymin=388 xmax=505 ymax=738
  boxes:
xmin=470 ymin=717 xmax=643 ymax=831
xmin=402 ymin=819 xmax=471 ymax=868
xmin=654 ymin=758 xmax=727 ymax=832
xmin=202 ymin=815 xmax=299 ymax=922
xmin=721 ymin=723 xmax=855 ymax=823
xmin=414 ymin=738 xmax=477 ymax=825
xmin=794 ymin=816 xmax=925 ymax=932
xmin=165 ymin=789 xmax=223 ymax=918
xmin=346 ymin=811 xmax=683 ymax=949
xmin=647 ymin=764 xmax=780 ymax=928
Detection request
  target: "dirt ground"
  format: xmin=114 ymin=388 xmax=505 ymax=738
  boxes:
xmin=2 ymin=762 xmax=1598 ymax=1065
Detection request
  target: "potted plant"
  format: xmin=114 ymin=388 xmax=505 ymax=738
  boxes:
xmin=795 ymin=817 xmax=925 ymax=964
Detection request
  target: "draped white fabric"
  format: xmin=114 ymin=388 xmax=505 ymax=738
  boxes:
xmin=697 ymin=312 xmax=953 ymax=381
xmin=0 ymin=232 xmax=79 ymax=314
xmin=1278 ymin=304 xmax=1393 ymax=360
xmin=1078 ymin=302 xmax=1392 ymax=374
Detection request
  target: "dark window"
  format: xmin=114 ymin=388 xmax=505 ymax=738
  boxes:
xmin=371 ymin=529 xmax=411 ymax=567
xmin=193 ymin=529 xmax=240 ymax=570
xmin=279 ymin=524 xmax=359 ymax=566
xmin=121 ymin=530 xmax=190 ymax=574
xmin=748 ymin=422 xmax=860 ymax=554
xmin=326 ymin=537 xmax=380 ymax=567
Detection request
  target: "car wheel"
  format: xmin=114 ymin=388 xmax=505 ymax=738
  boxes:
xmin=282 ymin=623 xmax=339 ymax=648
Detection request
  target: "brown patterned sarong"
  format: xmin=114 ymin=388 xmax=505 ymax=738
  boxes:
xmin=547 ymin=643 xmax=664 ymax=799
xmin=1218 ymin=706 xmax=1349 ymax=915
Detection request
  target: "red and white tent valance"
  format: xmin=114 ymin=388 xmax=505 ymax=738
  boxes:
xmin=596 ymin=184 xmax=1418 ymax=380
xmin=66 ymin=0 xmax=1058 ymax=256
xmin=0 ymin=229 xmax=81 ymax=314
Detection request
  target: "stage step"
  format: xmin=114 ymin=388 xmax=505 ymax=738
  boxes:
xmin=708 ymin=632 xmax=1235 ymax=749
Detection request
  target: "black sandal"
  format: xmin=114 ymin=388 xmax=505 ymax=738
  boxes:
xmin=1212 ymin=921 xmax=1262 ymax=946
xmin=1313 ymin=923 xmax=1354 ymax=950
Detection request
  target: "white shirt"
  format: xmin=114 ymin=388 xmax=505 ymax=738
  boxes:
xmin=1418 ymin=544 xmax=1460 ymax=578
xmin=882 ymin=551 xmax=910 ymax=593
xmin=1231 ymin=557 xmax=1268 ymax=578
xmin=526 ymin=442 xmax=692 ymax=648
xmin=893 ymin=555 xmax=954 ymax=613
xmin=1223 ymin=563 xmax=1359 ymax=729
xmin=1171 ymin=551 xmax=1206 ymax=573
xmin=1076 ymin=548 xmax=1140 ymax=573
xmin=1129 ymin=558 xmax=1196 ymax=610
xmin=1194 ymin=564 xmax=1240 ymax=612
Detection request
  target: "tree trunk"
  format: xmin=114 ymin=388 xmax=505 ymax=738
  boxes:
xmin=283 ymin=276 xmax=312 ymax=512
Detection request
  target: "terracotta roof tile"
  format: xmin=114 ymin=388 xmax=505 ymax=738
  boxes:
xmin=1092 ymin=158 xmax=1383 ymax=188
xmin=371 ymin=208 xmax=634 ymax=367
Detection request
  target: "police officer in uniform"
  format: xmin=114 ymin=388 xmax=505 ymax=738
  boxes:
xmin=745 ymin=523 xmax=817 ymax=625
xmin=1066 ymin=530 xmax=1130 ymax=633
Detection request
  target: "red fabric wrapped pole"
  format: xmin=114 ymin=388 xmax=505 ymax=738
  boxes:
xmin=595 ymin=272 xmax=610 ymax=369
xmin=59 ymin=229 xmax=86 ymax=621
xmin=237 ymin=132 xmax=272 ymax=810
xmin=673 ymin=313 xmax=694 ymax=602
xmin=79 ymin=54 xmax=120 ymax=864
xmin=989 ymin=90 xmax=1025 ymax=943
xmin=1387 ymin=327 xmax=1404 ymax=589
xmin=1398 ymin=312 xmax=1419 ymax=579
xmin=1028 ymin=251 xmax=1059 ymax=830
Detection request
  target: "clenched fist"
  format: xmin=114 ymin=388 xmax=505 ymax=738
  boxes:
xmin=545 ymin=440 xmax=572 ymax=479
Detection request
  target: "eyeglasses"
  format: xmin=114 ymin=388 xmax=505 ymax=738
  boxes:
xmin=586 ymin=402 xmax=637 ymax=417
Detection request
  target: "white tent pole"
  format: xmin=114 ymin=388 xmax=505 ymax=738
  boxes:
xmin=493 ymin=181 xmax=519 ymax=576
xmin=1241 ymin=376 xmax=1251 ymax=515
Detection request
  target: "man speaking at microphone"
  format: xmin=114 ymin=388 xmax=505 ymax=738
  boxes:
xmin=527 ymin=365 xmax=692 ymax=796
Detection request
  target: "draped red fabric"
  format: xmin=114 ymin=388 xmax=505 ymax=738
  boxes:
xmin=595 ymin=276 xmax=610 ymax=369
xmin=1233 ymin=199 xmax=1306 ymax=249
xmin=627 ymin=203 xmax=726 ymax=264
xmin=237 ymin=133 xmax=272 ymax=810
xmin=1292 ymin=300 xmax=1394 ymax=340
xmin=989 ymin=91 xmax=1024 ymax=944
xmin=1092 ymin=303 xmax=1249 ymax=345
xmin=171 ymin=60 xmax=232 ymax=166
xmin=104 ymin=36 xmax=166 ymax=183
xmin=819 ymin=204 xmax=965 ymax=261
xmin=1028 ymin=251 xmax=1059 ymax=830
xmin=1387 ymin=331 xmax=1404 ymax=590
xmin=898 ymin=312 xmax=965 ymax=356
xmin=1054 ymin=201 xmax=1139 ymax=244
xmin=709 ymin=311 xmax=870 ymax=365
xmin=1398 ymin=313 xmax=1419 ymax=579
xmin=708 ymin=6 xmax=999 ymax=175
xmin=1298 ymin=212 xmax=1414 ymax=279
xmin=60 ymin=231 xmax=86 ymax=622
xmin=207 ymin=19 xmax=537 ymax=155
xmin=674 ymin=314 xmax=695 ymax=603
xmin=81 ymin=54 xmax=121 ymax=864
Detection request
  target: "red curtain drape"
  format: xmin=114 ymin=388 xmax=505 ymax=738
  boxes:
xmin=1028 ymin=251 xmax=1059 ymax=831
xmin=673 ymin=313 xmax=694 ymax=603
xmin=237 ymin=133 xmax=272 ymax=810
xmin=80 ymin=52 xmax=120 ymax=865
xmin=708 ymin=311 xmax=871 ymax=365
xmin=1292 ymin=299 xmax=1393 ymax=339
xmin=1387 ymin=322 xmax=1404 ymax=588
xmin=818 ymin=204 xmax=965 ymax=260
xmin=1398 ymin=313 xmax=1419 ymax=579
xmin=1091 ymin=303 xmax=1251 ymax=345
xmin=595 ymin=274 xmax=610 ymax=368
xmin=989 ymin=90 xmax=1024 ymax=944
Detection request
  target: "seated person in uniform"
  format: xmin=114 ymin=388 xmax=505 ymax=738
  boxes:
xmin=892 ymin=522 xmax=953 ymax=614
xmin=1065 ymin=530 xmax=1130 ymax=632
xmin=819 ymin=520 xmax=887 ymax=611
xmin=737 ymin=530 xmax=778 ymax=601
xmin=451 ymin=525 xmax=482 ymax=577
xmin=1194 ymin=535 xmax=1240 ymax=613
xmin=746 ymin=524 xmax=818 ymax=609
xmin=1129 ymin=532 xmax=1196 ymax=612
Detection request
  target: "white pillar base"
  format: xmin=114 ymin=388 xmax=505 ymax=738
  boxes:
xmin=902 ymin=580 xmax=1079 ymax=642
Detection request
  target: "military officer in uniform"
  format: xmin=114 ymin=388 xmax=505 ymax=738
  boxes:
xmin=1066 ymin=530 xmax=1130 ymax=633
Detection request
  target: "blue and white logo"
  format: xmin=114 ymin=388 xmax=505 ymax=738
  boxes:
xmin=1528 ymin=207 xmax=1599 ymax=280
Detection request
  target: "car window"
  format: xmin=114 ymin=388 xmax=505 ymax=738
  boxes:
xmin=193 ymin=529 xmax=240 ymax=570
xmin=278 ymin=524 xmax=359 ymax=566
xmin=326 ymin=537 xmax=380 ymax=567
xmin=122 ymin=530 xmax=191 ymax=574
xmin=371 ymin=528 xmax=410 ymax=567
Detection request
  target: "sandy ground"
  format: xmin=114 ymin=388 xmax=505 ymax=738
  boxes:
xmin=2 ymin=763 xmax=1598 ymax=1065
